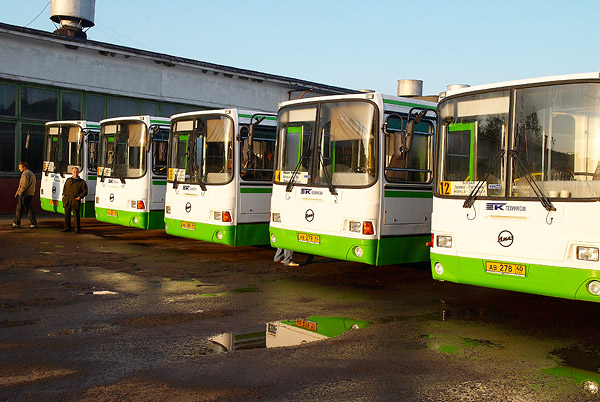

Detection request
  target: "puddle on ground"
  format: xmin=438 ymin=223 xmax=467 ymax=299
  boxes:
xmin=543 ymin=346 xmax=600 ymax=395
xmin=423 ymin=334 xmax=504 ymax=356
xmin=203 ymin=316 xmax=369 ymax=354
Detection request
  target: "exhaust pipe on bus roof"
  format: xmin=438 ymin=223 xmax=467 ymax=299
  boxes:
xmin=397 ymin=79 xmax=423 ymax=97
xmin=439 ymin=84 xmax=470 ymax=100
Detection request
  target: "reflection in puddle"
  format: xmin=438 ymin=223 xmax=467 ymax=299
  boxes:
xmin=207 ymin=316 xmax=370 ymax=353
xmin=543 ymin=347 xmax=600 ymax=396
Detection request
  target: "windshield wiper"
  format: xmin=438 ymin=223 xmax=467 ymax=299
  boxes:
xmin=509 ymin=150 xmax=555 ymax=212
xmin=317 ymin=148 xmax=337 ymax=196
xmin=463 ymin=149 xmax=505 ymax=209
xmin=286 ymin=145 xmax=312 ymax=193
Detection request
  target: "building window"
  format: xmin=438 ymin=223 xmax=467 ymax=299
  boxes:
xmin=141 ymin=101 xmax=158 ymax=116
xmin=21 ymin=86 xmax=58 ymax=121
xmin=21 ymin=124 xmax=45 ymax=174
xmin=108 ymin=97 xmax=139 ymax=118
xmin=0 ymin=122 xmax=16 ymax=172
xmin=62 ymin=91 xmax=82 ymax=120
xmin=160 ymin=103 xmax=178 ymax=118
xmin=0 ymin=83 xmax=16 ymax=117
xmin=87 ymin=94 xmax=105 ymax=122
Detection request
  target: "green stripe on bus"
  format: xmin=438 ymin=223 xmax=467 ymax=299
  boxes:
xmin=238 ymin=114 xmax=277 ymax=121
xmin=269 ymin=227 xmax=430 ymax=266
xmin=95 ymin=207 xmax=164 ymax=230
xmin=152 ymin=180 xmax=167 ymax=186
xmin=384 ymin=190 xmax=433 ymax=198
xmin=383 ymin=99 xmax=436 ymax=110
xmin=88 ymin=175 xmax=97 ymax=181
xmin=150 ymin=119 xmax=170 ymax=125
xmin=430 ymin=252 xmax=600 ymax=302
xmin=164 ymin=218 xmax=269 ymax=246
xmin=240 ymin=187 xmax=272 ymax=193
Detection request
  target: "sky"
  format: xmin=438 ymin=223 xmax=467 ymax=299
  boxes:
xmin=2 ymin=0 xmax=599 ymax=96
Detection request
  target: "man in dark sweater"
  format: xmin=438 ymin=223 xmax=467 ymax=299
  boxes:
xmin=62 ymin=166 xmax=88 ymax=233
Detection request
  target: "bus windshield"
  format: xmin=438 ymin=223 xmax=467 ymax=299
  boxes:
xmin=44 ymin=125 xmax=82 ymax=173
xmin=275 ymin=101 xmax=377 ymax=188
xmin=437 ymin=83 xmax=600 ymax=199
xmin=168 ymin=115 xmax=233 ymax=185
xmin=98 ymin=121 xmax=147 ymax=179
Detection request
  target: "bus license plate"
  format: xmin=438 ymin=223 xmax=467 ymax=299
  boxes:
xmin=49 ymin=200 xmax=58 ymax=206
xmin=181 ymin=221 xmax=196 ymax=230
xmin=298 ymin=233 xmax=320 ymax=244
xmin=107 ymin=209 xmax=118 ymax=217
xmin=485 ymin=261 xmax=526 ymax=277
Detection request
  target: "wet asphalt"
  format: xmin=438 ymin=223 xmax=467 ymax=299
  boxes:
xmin=0 ymin=215 xmax=599 ymax=402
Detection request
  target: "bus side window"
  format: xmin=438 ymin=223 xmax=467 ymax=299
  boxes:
xmin=241 ymin=125 xmax=276 ymax=181
xmin=152 ymin=129 xmax=169 ymax=176
xmin=87 ymin=133 xmax=99 ymax=172
xmin=384 ymin=114 xmax=433 ymax=183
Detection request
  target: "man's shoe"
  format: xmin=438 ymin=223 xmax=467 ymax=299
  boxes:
xmin=285 ymin=262 xmax=299 ymax=267
xmin=10 ymin=223 xmax=19 ymax=229
xmin=29 ymin=225 xmax=38 ymax=229
xmin=60 ymin=228 xmax=71 ymax=232
xmin=74 ymin=229 xmax=81 ymax=233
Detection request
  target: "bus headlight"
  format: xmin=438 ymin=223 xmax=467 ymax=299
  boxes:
xmin=349 ymin=221 xmax=361 ymax=233
xmin=165 ymin=205 xmax=171 ymax=214
xmin=213 ymin=211 xmax=222 ymax=221
xmin=436 ymin=235 xmax=453 ymax=248
xmin=216 ymin=231 xmax=223 ymax=240
xmin=577 ymin=246 xmax=599 ymax=262
xmin=272 ymin=212 xmax=281 ymax=223
xmin=354 ymin=246 xmax=363 ymax=258
xmin=270 ymin=234 xmax=276 ymax=243
xmin=588 ymin=281 xmax=600 ymax=296
xmin=434 ymin=262 xmax=444 ymax=275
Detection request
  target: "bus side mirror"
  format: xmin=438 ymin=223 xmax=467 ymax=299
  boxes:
xmin=239 ymin=125 xmax=249 ymax=141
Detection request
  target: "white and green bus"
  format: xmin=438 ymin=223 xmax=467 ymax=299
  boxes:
xmin=269 ymin=92 xmax=436 ymax=265
xmin=164 ymin=109 xmax=277 ymax=246
xmin=40 ymin=120 xmax=100 ymax=217
xmin=431 ymin=72 xmax=600 ymax=302
xmin=95 ymin=115 xmax=171 ymax=229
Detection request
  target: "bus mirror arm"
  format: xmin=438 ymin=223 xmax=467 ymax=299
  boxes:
xmin=405 ymin=109 xmax=436 ymax=153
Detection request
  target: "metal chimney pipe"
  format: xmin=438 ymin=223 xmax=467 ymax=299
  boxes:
xmin=397 ymin=79 xmax=423 ymax=97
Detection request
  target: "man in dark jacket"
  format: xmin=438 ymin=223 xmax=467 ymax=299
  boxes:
xmin=62 ymin=166 xmax=88 ymax=233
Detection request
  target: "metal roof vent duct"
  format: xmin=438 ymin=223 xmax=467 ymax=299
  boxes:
xmin=397 ymin=79 xmax=423 ymax=97
xmin=50 ymin=0 xmax=95 ymax=39
xmin=447 ymin=84 xmax=470 ymax=92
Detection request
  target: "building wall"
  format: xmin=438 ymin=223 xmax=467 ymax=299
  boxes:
xmin=0 ymin=23 xmax=351 ymax=213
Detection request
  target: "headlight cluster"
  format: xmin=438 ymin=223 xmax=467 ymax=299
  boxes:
xmin=348 ymin=220 xmax=374 ymax=235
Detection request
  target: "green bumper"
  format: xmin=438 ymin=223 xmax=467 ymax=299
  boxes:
xmin=40 ymin=198 xmax=95 ymax=218
xmin=164 ymin=217 xmax=269 ymax=246
xmin=269 ymin=227 xmax=430 ymax=266
xmin=95 ymin=207 xmax=164 ymax=230
xmin=430 ymin=253 xmax=600 ymax=302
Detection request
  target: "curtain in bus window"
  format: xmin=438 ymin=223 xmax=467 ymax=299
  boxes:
xmin=127 ymin=124 xmax=144 ymax=146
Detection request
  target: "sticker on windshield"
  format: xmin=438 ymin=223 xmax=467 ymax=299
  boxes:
xmin=168 ymin=168 xmax=186 ymax=182
xmin=276 ymin=170 xmax=309 ymax=185
xmin=98 ymin=166 xmax=112 ymax=176
xmin=440 ymin=181 xmax=487 ymax=196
